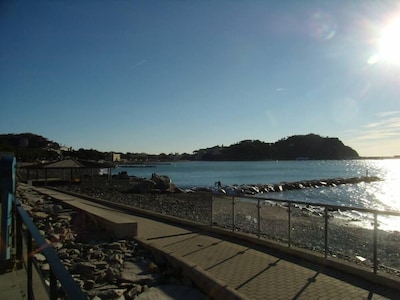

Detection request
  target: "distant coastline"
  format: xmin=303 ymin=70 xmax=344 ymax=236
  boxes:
xmin=4 ymin=132 xmax=399 ymax=163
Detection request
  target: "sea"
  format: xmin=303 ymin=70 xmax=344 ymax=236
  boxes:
xmin=113 ymin=159 xmax=400 ymax=231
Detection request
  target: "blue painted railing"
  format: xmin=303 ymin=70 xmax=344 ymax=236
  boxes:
xmin=0 ymin=155 xmax=86 ymax=300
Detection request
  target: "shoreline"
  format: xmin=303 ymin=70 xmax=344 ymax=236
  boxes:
xmin=59 ymin=176 xmax=400 ymax=278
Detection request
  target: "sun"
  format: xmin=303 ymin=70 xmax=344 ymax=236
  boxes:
xmin=377 ymin=16 xmax=400 ymax=65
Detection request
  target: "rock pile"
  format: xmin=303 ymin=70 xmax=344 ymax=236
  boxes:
xmin=16 ymin=185 xmax=206 ymax=300
xmin=112 ymin=172 xmax=182 ymax=194
xmin=206 ymin=176 xmax=381 ymax=196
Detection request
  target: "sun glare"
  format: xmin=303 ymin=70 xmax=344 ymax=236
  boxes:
xmin=373 ymin=16 xmax=400 ymax=65
xmin=379 ymin=17 xmax=400 ymax=63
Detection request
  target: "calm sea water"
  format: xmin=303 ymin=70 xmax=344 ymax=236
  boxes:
xmin=114 ymin=159 xmax=400 ymax=213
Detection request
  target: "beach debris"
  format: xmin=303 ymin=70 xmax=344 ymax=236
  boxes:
xmin=356 ymin=256 xmax=366 ymax=262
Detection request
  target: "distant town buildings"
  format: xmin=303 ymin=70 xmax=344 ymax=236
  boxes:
xmin=110 ymin=152 xmax=121 ymax=162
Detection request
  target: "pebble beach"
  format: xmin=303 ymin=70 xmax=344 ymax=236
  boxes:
xmin=60 ymin=176 xmax=400 ymax=278
xmin=18 ymin=175 xmax=400 ymax=299
xmin=17 ymin=183 xmax=206 ymax=300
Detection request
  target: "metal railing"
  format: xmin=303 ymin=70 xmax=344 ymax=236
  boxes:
xmin=43 ymin=176 xmax=400 ymax=279
xmin=211 ymin=194 xmax=400 ymax=275
xmin=0 ymin=155 xmax=85 ymax=299
xmin=14 ymin=197 xmax=87 ymax=300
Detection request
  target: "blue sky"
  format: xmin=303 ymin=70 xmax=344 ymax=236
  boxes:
xmin=1 ymin=1 xmax=400 ymax=156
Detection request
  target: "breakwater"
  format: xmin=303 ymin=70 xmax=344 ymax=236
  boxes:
xmin=193 ymin=176 xmax=381 ymax=196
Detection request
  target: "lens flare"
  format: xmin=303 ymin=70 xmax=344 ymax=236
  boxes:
xmin=308 ymin=10 xmax=336 ymax=40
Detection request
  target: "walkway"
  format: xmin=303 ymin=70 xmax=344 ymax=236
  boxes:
xmin=0 ymin=268 xmax=26 ymax=300
xmin=122 ymin=213 xmax=398 ymax=299
xmin=3 ymin=186 xmax=399 ymax=299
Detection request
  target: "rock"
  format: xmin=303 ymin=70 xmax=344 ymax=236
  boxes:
xmin=52 ymin=242 xmax=63 ymax=250
xmin=107 ymin=242 xmax=123 ymax=250
xmin=50 ymin=233 xmax=61 ymax=241
xmin=127 ymin=178 xmax=156 ymax=194
xmin=76 ymin=262 xmax=97 ymax=274
xmin=53 ymin=204 xmax=64 ymax=213
xmin=41 ymin=263 xmax=50 ymax=271
xmin=135 ymin=285 xmax=206 ymax=300
xmin=147 ymin=262 xmax=159 ymax=273
xmin=21 ymin=204 xmax=33 ymax=212
xmin=91 ymin=250 xmax=105 ymax=260
xmin=94 ymin=270 xmax=107 ymax=281
xmin=32 ymin=211 xmax=49 ymax=219
xmin=84 ymin=279 xmax=96 ymax=290
xmin=126 ymin=284 xmax=143 ymax=298
xmin=57 ymin=214 xmax=73 ymax=222
xmin=34 ymin=253 xmax=46 ymax=262
xmin=73 ymin=278 xmax=85 ymax=288
xmin=68 ymin=248 xmax=81 ymax=256
xmin=92 ymin=289 xmax=126 ymax=300
xmin=106 ymin=266 xmax=121 ymax=282
xmin=120 ymin=262 xmax=159 ymax=285
xmin=58 ymin=248 xmax=69 ymax=258
xmin=109 ymin=253 xmax=124 ymax=265
xmin=151 ymin=174 xmax=172 ymax=192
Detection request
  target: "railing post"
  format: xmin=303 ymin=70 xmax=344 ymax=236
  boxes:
xmin=15 ymin=206 xmax=23 ymax=262
xmin=210 ymin=196 xmax=214 ymax=226
xmin=50 ymin=270 xmax=58 ymax=300
xmin=373 ymin=212 xmax=378 ymax=274
xmin=288 ymin=203 xmax=292 ymax=247
xmin=0 ymin=155 xmax=16 ymax=262
xmin=257 ymin=199 xmax=261 ymax=238
xmin=232 ymin=196 xmax=235 ymax=232
xmin=27 ymin=231 xmax=33 ymax=300
xmin=324 ymin=207 xmax=328 ymax=258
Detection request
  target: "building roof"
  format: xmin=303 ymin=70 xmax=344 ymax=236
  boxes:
xmin=44 ymin=159 xmax=84 ymax=168
xmin=22 ymin=159 xmax=114 ymax=169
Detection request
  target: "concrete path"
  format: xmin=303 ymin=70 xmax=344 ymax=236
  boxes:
xmin=0 ymin=268 xmax=26 ymax=300
xmin=5 ymin=186 xmax=399 ymax=300
xmin=124 ymin=214 xmax=398 ymax=299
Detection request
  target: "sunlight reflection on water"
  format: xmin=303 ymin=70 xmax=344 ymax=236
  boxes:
xmin=117 ymin=159 xmax=400 ymax=230
xmin=266 ymin=159 xmax=400 ymax=210
xmin=255 ymin=159 xmax=400 ymax=232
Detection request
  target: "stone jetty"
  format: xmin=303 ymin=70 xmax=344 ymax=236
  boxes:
xmin=203 ymin=176 xmax=381 ymax=196
xmin=109 ymin=172 xmax=381 ymax=197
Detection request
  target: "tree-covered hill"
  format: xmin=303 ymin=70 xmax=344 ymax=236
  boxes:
xmin=0 ymin=133 xmax=359 ymax=162
xmin=273 ymin=134 xmax=358 ymax=160
xmin=0 ymin=133 xmax=108 ymax=162
xmin=195 ymin=134 xmax=359 ymax=160
xmin=0 ymin=133 xmax=60 ymax=162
